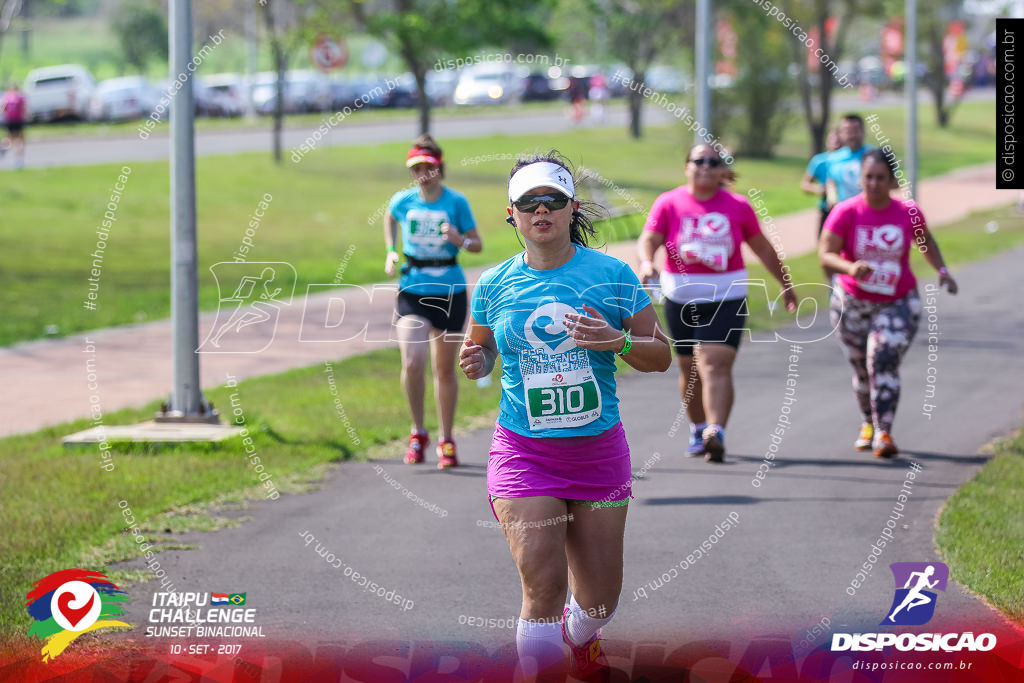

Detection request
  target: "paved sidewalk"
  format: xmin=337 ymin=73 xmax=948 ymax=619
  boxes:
xmin=104 ymin=243 xmax=1024 ymax=658
xmin=3 ymin=164 xmax=1014 ymax=438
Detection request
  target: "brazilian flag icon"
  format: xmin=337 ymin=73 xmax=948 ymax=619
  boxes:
xmin=229 ymin=593 xmax=246 ymax=606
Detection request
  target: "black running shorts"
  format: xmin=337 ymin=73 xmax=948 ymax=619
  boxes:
xmin=396 ymin=290 xmax=468 ymax=333
xmin=663 ymin=297 xmax=748 ymax=355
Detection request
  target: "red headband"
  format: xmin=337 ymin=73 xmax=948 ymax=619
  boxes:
xmin=406 ymin=147 xmax=441 ymax=167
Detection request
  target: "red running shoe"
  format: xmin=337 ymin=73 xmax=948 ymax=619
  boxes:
xmin=873 ymin=431 xmax=899 ymax=459
xmin=404 ymin=432 xmax=428 ymax=465
xmin=562 ymin=606 xmax=608 ymax=679
xmin=437 ymin=439 xmax=459 ymax=469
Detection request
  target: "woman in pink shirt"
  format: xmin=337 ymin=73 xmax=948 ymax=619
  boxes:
xmin=820 ymin=148 xmax=958 ymax=458
xmin=638 ymin=144 xmax=796 ymax=462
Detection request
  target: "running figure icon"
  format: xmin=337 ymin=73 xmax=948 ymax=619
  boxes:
xmin=887 ymin=565 xmax=939 ymax=623
xmin=199 ymin=261 xmax=297 ymax=354
xmin=208 ymin=267 xmax=283 ymax=347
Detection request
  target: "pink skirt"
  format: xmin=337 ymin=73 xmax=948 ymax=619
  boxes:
xmin=487 ymin=421 xmax=632 ymax=505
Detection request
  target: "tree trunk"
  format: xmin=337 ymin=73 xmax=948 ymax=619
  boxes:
xmin=19 ymin=0 xmax=27 ymax=57
xmin=787 ymin=26 xmax=817 ymax=155
xmin=399 ymin=39 xmax=430 ymax=135
xmin=259 ymin=0 xmax=285 ymax=164
xmin=272 ymin=41 xmax=285 ymax=165
xmin=415 ymin=70 xmax=429 ymax=135
xmin=926 ymin=19 xmax=951 ymax=128
xmin=812 ymin=9 xmax=831 ymax=154
xmin=628 ymin=68 xmax=644 ymax=139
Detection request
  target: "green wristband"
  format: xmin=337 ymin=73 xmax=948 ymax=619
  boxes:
xmin=387 ymin=245 xmax=397 ymax=253
xmin=617 ymin=330 xmax=632 ymax=356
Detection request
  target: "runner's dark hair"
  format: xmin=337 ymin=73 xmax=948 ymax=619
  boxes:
xmin=864 ymin=147 xmax=899 ymax=179
xmin=509 ymin=151 xmax=603 ymax=248
xmin=842 ymin=113 xmax=865 ymax=129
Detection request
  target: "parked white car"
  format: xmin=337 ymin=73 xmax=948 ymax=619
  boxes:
xmin=250 ymin=70 xmax=332 ymax=114
xmin=23 ymin=64 xmax=96 ymax=121
xmin=202 ymin=73 xmax=246 ymax=117
xmin=453 ymin=65 xmax=522 ymax=106
xmin=88 ymin=76 xmax=159 ymax=122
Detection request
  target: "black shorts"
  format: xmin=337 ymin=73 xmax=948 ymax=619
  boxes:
xmin=396 ymin=290 xmax=468 ymax=333
xmin=663 ymin=297 xmax=748 ymax=355
xmin=5 ymin=121 xmax=24 ymax=135
xmin=818 ymin=206 xmax=832 ymax=235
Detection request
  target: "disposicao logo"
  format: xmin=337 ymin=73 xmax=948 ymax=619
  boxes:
xmin=883 ymin=561 xmax=947 ymax=626
xmin=831 ymin=561 xmax=996 ymax=653
xmin=26 ymin=569 xmax=130 ymax=662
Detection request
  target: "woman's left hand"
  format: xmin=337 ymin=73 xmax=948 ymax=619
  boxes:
xmin=939 ymin=270 xmax=958 ymax=295
xmin=782 ymin=284 xmax=798 ymax=313
xmin=564 ymin=304 xmax=626 ymax=352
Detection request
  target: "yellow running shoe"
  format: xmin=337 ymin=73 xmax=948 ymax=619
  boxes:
xmin=854 ymin=423 xmax=874 ymax=451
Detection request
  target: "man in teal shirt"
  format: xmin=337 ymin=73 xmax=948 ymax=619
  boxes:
xmin=826 ymin=114 xmax=872 ymax=203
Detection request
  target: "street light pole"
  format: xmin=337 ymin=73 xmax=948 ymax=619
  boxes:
xmin=905 ymin=0 xmax=918 ymax=200
xmin=161 ymin=0 xmax=216 ymax=423
xmin=695 ymin=0 xmax=711 ymax=144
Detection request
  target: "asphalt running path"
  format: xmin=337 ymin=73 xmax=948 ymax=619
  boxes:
xmin=108 ymin=244 xmax=1024 ymax=657
xmin=0 ymin=164 xmax=1012 ymax=438
xmin=5 ymin=104 xmax=675 ymax=170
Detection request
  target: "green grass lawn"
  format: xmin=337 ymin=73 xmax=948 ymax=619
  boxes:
xmin=0 ymin=99 xmax=998 ymax=346
xmin=0 ymin=348 xmax=502 ymax=645
xmin=1 ymin=201 xmax=1021 ymax=643
xmin=937 ymin=429 xmax=1024 ymax=624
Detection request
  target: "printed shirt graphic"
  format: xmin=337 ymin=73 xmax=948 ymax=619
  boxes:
xmin=471 ymin=247 xmax=651 ymax=438
xmin=643 ymin=187 xmax=761 ymax=277
xmin=824 ymin=194 xmax=921 ymax=302
xmin=826 ymin=145 xmax=872 ymax=202
xmin=388 ymin=186 xmax=476 ymax=295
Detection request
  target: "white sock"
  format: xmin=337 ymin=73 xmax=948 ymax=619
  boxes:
xmin=515 ymin=619 xmax=564 ymax=676
xmin=564 ymin=595 xmax=616 ymax=647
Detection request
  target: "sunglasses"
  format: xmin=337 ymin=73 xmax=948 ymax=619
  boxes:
xmin=512 ymin=194 xmax=571 ymax=212
xmin=688 ymin=157 xmax=723 ymax=167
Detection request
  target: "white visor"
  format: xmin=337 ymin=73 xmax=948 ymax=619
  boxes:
xmin=508 ymin=162 xmax=575 ymax=202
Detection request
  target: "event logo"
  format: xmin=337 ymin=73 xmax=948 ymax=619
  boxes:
xmin=831 ymin=560 xmax=994 ymax=653
xmin=198 ymin=262 xmax=297 ymax=354
xmin=882 ymin=562 xmax=948 ymax=626
xmin=26 ymin=569 xmax=130 ymax=662
xmin=524 ymin=302 xmax=577 ymax=355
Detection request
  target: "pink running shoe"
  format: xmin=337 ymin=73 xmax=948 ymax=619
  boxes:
xmin=561 ymin=606 xmax=608 ymax=678
xmin=437 ymin=439 xmax=459 ymax=469
xmin=404 ymin=432 xmax=428 ymax=465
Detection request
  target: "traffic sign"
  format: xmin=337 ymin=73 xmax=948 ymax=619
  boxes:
xmin=310 ymin=35 xmax=348 ymax=72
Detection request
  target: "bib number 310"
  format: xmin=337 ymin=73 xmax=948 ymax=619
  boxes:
xmin=537 ymin=385 xmax=590 ymax=415
xmin=524 ymin=371 xmax=601 ymax=430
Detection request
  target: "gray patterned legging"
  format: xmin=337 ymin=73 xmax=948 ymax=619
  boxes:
xmin=829 ymin=287 xmax=922 ymax=433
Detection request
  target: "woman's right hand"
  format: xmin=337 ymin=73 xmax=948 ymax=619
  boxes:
xmin=639 ymin=259 xmax=659 ymax=282
xmin=848 ymin=260 xmax=874 ymax=280
xmin=459 ymin=339 xmax=488 ymax=380
xmin=384 ymin=250 xmax=400 ymax=277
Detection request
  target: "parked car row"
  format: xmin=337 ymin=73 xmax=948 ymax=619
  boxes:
xmin=17 ymin=62 xmax=692 ymax=124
